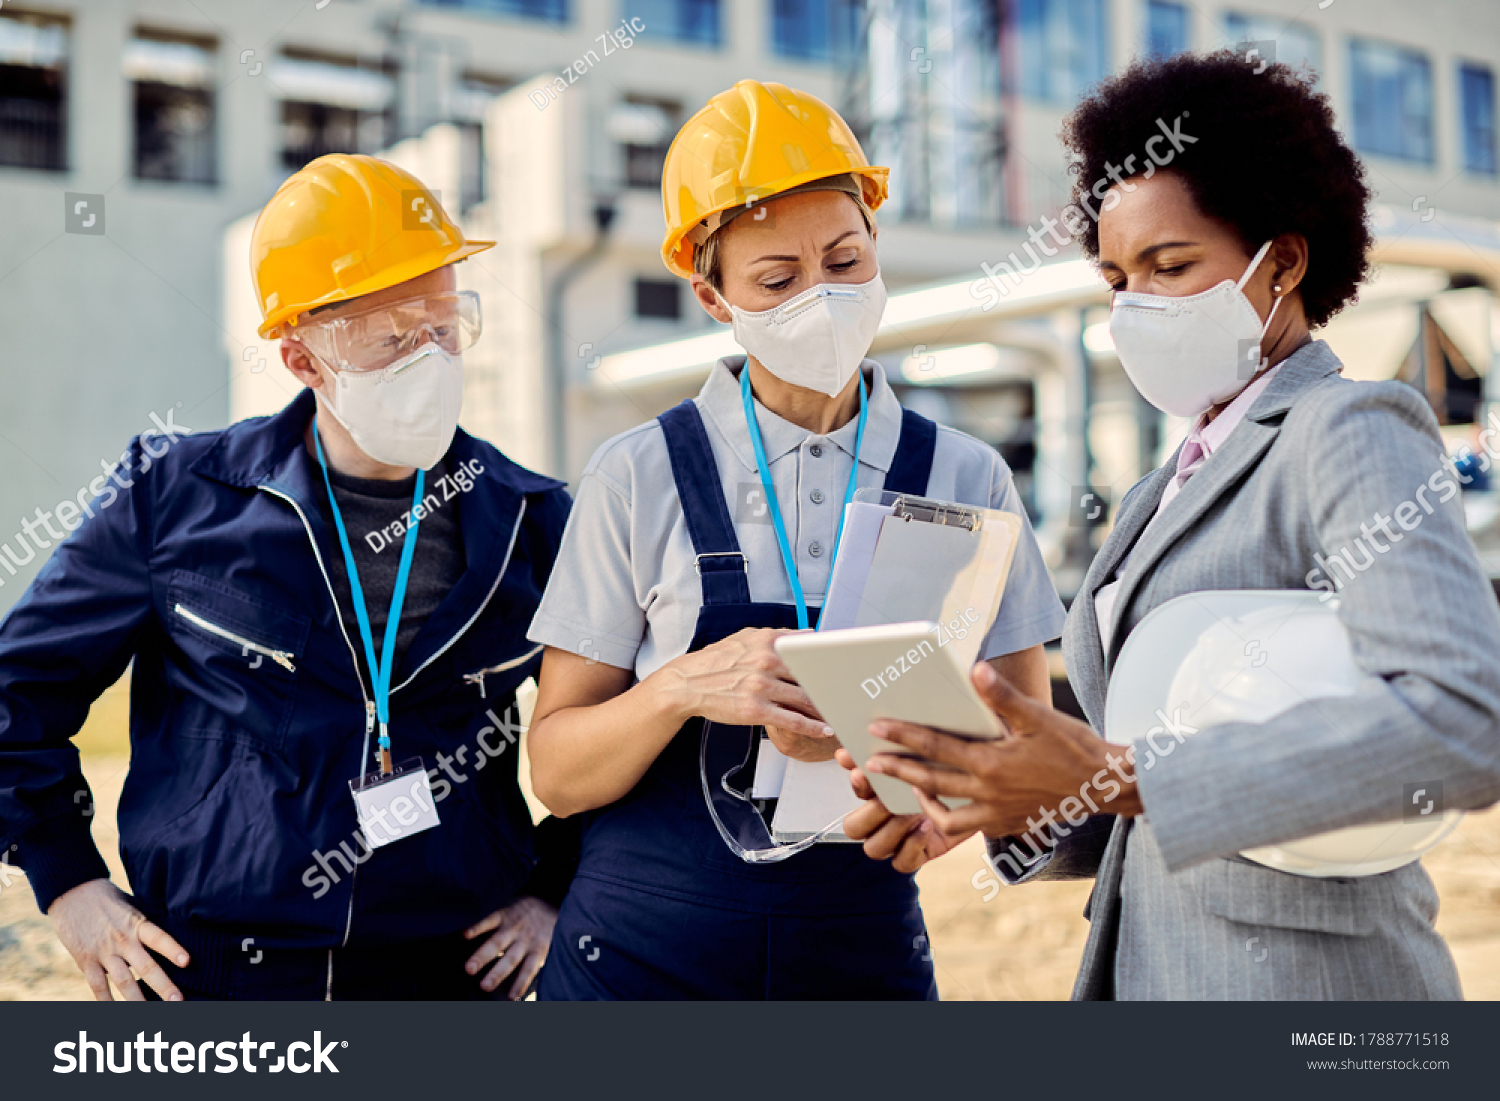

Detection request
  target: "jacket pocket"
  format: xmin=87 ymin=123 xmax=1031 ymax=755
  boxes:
xmin=164 ymin=570 xmax=312 ymax=753
xmin=1191 ymin=856 xmax=1379 ymax=936
xmin=124 ymin=739 xmax=245 ymax=916
xmin=174 ymin=604 xmax=296 ymax=671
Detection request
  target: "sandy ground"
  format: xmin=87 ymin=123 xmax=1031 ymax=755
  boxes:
xmin=915 ymin=811 xmax=1500 ymax=1001
xmin=3 ymin=676 xmax=1497 ymax=999
xmin=3 ymin=750 xmax=1498 ymax=1000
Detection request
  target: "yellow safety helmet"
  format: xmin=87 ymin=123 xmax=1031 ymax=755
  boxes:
xmin=251 ymin=153 xmax=494 ymax=338
xmin=660 ymin=80 xmax=889 ymax=279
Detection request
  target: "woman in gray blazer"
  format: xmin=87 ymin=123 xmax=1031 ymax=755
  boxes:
xmin=840 ymin=50 xmax=1500 ymax=999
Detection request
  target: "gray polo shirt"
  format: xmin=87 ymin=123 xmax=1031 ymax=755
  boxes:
xmin=528 ymin=357 xmax=1065 ymax=679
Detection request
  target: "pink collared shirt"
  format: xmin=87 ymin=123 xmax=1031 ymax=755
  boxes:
xmin=1093 ymin=365 xmax=1284 ymax=654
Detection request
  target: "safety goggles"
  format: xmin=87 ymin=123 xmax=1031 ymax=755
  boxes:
xmin=700 ymin=721 xmax=849 ymax=863
xmin=294 ymin=291 xmax=482 ymax=373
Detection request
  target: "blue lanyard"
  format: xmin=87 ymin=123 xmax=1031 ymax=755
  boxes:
xmin=740 ymin=368 xmax=868 ymax=631
xmin=313 ymin=418 xmax=425 ymax=773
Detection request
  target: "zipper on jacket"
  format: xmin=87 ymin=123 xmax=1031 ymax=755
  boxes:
xmin=260 ymin=484 xmax=530 ymax=948
xmin=259 ymin=484 xmax=372 ymax=949
xmin=174 ymin=603 xmax=296 ymax=672
xmin=462 ymin=642 xmax=543 ymax=700
xmin=388 ymin=498 xmax=530 ymax=699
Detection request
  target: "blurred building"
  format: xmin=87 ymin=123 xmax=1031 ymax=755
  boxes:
xmin=0 ymin=0 xmax=1497 ymax=611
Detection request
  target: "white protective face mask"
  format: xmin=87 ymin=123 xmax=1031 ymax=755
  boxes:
xmin=314 ymin=342 xmax=464 ymax=470
xmin=1108 ymin=240 xmax=1283 ymax=418
xmin=720 ymin=272 xmax=888 ymax=397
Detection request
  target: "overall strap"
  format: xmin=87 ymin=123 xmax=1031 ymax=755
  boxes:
xmin=884 ymin=407 xmax=938 ymax=495
xmin=658 ymin=400 xmax=751 ymax=606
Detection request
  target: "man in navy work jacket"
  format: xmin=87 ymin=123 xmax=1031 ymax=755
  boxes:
xmin=0 ymin=155 xmax=574 ymax=1000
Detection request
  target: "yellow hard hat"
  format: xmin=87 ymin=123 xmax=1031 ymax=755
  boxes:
xmin=251 ymin=153 xmax=494 ymax=338
xmin=660 ymin=80 xmax=889 ymax=279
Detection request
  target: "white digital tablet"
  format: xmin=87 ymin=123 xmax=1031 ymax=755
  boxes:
xmin=775 ymin=621 xmax=1001 ymax=816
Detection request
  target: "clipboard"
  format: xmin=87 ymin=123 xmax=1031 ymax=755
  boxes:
xmin=848 ymin=491 xmax=1020 ymax=670
xmin=768 ymin=491 xmax=1023 ymax=841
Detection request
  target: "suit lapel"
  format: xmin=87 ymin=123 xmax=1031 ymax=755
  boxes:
xmin=1099 ymin=343 xmax=1344 ymax=673
xmin=1090 ymin=462 xmax=1176 ymax=601
xmin=1072 ymin=816 xmax=1134 ymax=1000
xmin=1102 ymin=421 xmax=1281 ymax=667
xmin=1065 ymin=460 xmax=1177 ymax=722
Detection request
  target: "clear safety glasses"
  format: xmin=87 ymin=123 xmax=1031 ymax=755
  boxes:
xmin=294 ymin=291 xmax=482 ymax=373
xmin=700 ymin=721 xmax=848 ymax=863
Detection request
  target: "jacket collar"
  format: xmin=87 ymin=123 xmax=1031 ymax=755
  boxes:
xmin=191 ymin=388 xmax=564 ymax=499
xmin=1243 ymin=338 xmax=1344 ymax=422
xmin=191 ymin=388 xmax=565 ymax=683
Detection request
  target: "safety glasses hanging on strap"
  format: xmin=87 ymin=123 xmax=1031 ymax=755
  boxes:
xmin=700 ymin=720 xmax=851 ymax=863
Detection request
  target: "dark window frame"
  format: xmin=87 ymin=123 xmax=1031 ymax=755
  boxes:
xmin=633 ymin=277 xmax=682 ymax=320
xmin=276 ymin=50 xmax=396 ymax=172
xmin=770 ymin=0 xmax=863 ymax=64
xmin=129 ymin=30 xmax=219 ymax=187
xmin=416 ymin=0 xmax=569 ymax=23
xmin=620 ymin=95 xmax=680 ymax=191
xmin=0 ymin=11 xmax=69 ymax=173
xmin=1011 ymin=0 xmax=1110 ymax=104
xmin=1145 ymin=0 xmax=1188 ymax=60
xmin=1350 ymin=36 xmax=1435 ymax=164
xmin=1459 ymin=61 xmax=1497 ymax=176
xmin=626 ymin=0 xmax=722 ymax=48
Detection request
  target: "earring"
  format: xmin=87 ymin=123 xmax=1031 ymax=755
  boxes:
xmin=1273 ymin=284 xmax=1282 ymax=294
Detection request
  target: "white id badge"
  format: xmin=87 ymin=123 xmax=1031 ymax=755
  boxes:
xmin=349 ymin=757 xmax=440 ymax=849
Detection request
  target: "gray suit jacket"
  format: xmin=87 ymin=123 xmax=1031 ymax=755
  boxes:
xmin=994 ymin=340 xmax=1500 ymax=999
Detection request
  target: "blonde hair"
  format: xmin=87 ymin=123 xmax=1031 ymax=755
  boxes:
xmin=692 ymin=191 xmax=877 ymax=291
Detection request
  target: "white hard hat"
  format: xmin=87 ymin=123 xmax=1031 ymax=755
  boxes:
xmin=1105 ymin=590 xmax=1462 ymax=878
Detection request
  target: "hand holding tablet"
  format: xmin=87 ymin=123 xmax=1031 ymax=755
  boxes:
xmin=774 ymin=621 xmax=1002 ymax=815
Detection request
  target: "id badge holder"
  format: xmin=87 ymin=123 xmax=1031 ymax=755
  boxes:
xmin=349 ymin=757 xmax=441 ymax=849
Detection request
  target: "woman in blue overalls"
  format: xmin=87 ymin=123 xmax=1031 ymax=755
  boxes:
xmin=524 ymin=81 xmax=1066 ymax=999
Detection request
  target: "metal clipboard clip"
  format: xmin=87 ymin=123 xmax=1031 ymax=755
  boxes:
xmin=888 ymin=494 xmax=983 ymax=534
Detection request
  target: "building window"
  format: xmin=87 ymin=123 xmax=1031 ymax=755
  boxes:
xmin=771 ymin=0 xmax=862 ymax=64
xmin=273 ymin=51 xmax=395 ymax=171
xmin=418 ymin=0 xmax=568 ymax=21
xmin=612 ymin=97 xmax=678 ymax=189
xmin=1460 ymin=63 xmax=1497 ymax=176
xmin=1145 ymin=1 xmax=1188 ymax=59
xmin=1350 ymin=38 xmax=1434 ymax=164
xmin=1013 ymin=0 xmax=1109 ymax=104
xmin=626 ymin=0 xmax=720 ymax=47
xmin=454 ymin=74 xmax=510 ymax=212
xmin=126 ymin=32 xmax=217 ymax=185
xmin=1222 ymin=12 xmax=1320 ymax=78
xmin=634 ymin=278 xmax=681 ymax=320
xmin=0 ymin=11 xmax=67 ymax=171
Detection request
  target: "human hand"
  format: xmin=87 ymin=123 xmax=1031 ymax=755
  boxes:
xmin=864 ymin=662 xmax=1141 ymax=838
xmin=835 ymin=747 xmax=974 ymax=872
xmin=463 ymin=895 xmax=558 ymax=998
xmin=765 ymin=719 xmax=839 ymax=762
xmin=48 ymin=879 xmax=190 ymax=1001
xmin=655 ymin=627 xmax=833 ymax=752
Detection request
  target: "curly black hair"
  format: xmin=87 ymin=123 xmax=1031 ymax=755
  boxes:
xmin=1061 ymin=49 xmax=1373 ymax=328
